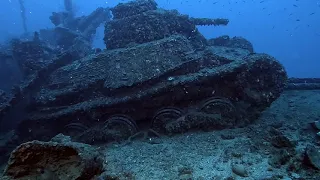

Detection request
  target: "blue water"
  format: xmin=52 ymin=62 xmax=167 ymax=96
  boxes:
xmin=0 ymin=0 xmax=319 ymax=77
xmin=1 ymin=1 xmax=320 ymax=179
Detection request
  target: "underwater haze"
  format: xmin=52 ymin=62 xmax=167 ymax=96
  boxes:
xmin=0 ymin=0 xmax=319 ymax=77
xmin=2 ymin=0 xmax=320 ymax=179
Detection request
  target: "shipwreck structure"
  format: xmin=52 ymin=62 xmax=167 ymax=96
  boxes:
xmin=0 ymin=0 xmax=287 ymax=146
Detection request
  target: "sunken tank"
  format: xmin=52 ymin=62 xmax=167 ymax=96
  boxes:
xmin=6 ymin=0 xmax=287 ymax=143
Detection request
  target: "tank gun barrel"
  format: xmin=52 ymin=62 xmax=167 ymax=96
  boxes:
xmin=189 ymin=17 xmax=229 ymax=26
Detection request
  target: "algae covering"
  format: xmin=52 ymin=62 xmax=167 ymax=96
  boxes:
xmin=0 ymin=1 xmax=299 ymax=179
xmin=0 ymin=0 xmax=287 ymax=143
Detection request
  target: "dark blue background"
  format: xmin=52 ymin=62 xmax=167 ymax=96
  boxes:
xmin=1 ymin=0 xmax=319 ymax=77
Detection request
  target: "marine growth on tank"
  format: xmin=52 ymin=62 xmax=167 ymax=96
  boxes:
xmin=0 ymin=0 xmax=319 ymax=179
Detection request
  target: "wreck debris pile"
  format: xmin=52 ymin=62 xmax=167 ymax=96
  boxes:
xmin=49 ymin=7 xmax=111 ymax=42
xmin=0 ymin=52 xmax=75 ymax=132
xmin=0 ymin=2 xmax=110 ymax=90
xmin=40 ymin=6 xmax=111 ymax=58
xmin=0 ymin=2 xmax=112 ymax=130
xmin=0 ymin=47 xmax=23 ymax=92
xmin=11 ymin=34 xmax=55 ymax=77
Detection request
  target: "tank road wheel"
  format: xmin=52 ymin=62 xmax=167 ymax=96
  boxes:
xmin=103 ymin=114 xmax=138 ymax=141
xmin=63 ymin=123 xmax=89 ymax=136
xmin=151 ymin=107 xmax=183 ymax=133
xmin=199 ymin=97 xmax=237 ymax=121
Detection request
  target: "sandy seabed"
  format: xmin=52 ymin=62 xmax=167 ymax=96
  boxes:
xmin=102 ymin=90 xmax=320 ymax=180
